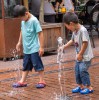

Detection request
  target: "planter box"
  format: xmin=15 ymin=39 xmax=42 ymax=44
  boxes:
xmin=0 ymin=18 xmax=21 ymax=59
xmin=42 ymin=23 xmax=64 ymax=52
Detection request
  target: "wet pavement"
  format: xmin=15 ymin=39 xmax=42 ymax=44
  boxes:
xmin=0 ymin=37 xmax=99 ymax=100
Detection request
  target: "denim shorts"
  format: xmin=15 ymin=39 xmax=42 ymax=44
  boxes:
xmin=23 ymin=52 xmax=44 ymax=72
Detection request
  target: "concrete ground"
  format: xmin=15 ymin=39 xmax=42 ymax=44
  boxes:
xmin=0 ymin=36 xmax=99 ymax=100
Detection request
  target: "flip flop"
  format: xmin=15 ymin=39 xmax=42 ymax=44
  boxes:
xmin=12 ymin=82 xmax=27 ymax=88
xmin=36 ymin=82 xmax=46 ymax=88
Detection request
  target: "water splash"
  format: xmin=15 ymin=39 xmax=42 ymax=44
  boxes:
xmin=0 ymin=88 xmax=24 ymax=99
xmin=56 ymin=37 xmax=72 ymax=100
xmin=57 ymin=37 xmax=64 ymax=95
xmin=53 ymin=92 xmax=72 ymax=100
xmin=10 ymin=49 xmax=21 ymax=81
xmin=6 ymin=49 xmax=23 ymax=98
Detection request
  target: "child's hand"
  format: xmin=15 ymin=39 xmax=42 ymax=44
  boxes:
xmin=16 ymin=42 xmax=21 ymax=52
xmin=77 ymin=54 xmax=83 ymax=61
xmin=39 ymin=47 xmax=44 ymax=56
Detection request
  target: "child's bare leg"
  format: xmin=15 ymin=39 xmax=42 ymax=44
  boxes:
xmin=19 ymin=71 xmax=29 ymax=83
xmin=38 ymin=70 xmax=45 ymax=83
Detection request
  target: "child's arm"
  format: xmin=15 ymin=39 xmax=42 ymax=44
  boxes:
xmin=77 ymin=41 xmax=88 ymax=61
xmin=38 ymin=31 xmax=44 ymax=56
xmin=16 ymin=31 xmax=22 ymax=52
xmin=64 ymin=40 xmax=74 ymax=49
xmin=18 ymin=31 xmax=22 ymax=44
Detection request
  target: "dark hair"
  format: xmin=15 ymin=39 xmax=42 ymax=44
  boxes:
xmin=63 ymin=12 xmax=79 ymax=24
xmin=13 ymin=5 xmax=28 ymax=17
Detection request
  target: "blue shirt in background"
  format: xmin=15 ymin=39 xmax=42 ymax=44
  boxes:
xmin=21 ymin=15 xmax=42 ymax=54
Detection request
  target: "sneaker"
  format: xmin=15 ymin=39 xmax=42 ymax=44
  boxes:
xmin=80 ymin=88 xmax=94 ymax=94
xmin=72 ymin=87 xmax=81 ymax=93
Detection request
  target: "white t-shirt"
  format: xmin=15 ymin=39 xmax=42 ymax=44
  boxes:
xmin=71 ymin=25 xmax=94 ymax=61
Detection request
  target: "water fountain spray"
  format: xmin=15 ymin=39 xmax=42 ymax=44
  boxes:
xmin=2 ymin=49 xmax=23 ymax=99
xmin=56 ymin=37 xmax=72 ymax=100
xmin=57 ymin=37 xmax=64 ymax=98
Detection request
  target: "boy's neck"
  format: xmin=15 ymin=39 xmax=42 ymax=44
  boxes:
xmin=26 ymin=13 xmax=31 ymax=22
xmin=74 ymin=23 xmax=81 ymax=33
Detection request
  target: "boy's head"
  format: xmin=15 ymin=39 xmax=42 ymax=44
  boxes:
xmin=63 ymin=12 xmax=79 ymax=31
xmin=13 ymin=5 xmax=29 ymax=21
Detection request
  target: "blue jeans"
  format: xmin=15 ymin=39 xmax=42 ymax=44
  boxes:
xmin=75 ymin=61 xmax=91 ymax=86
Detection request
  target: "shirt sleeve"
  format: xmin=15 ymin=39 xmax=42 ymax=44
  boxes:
xmin=81 ymin=30 xmax=89 ymax=42
xmin=33 ymin=18 xmax=42 ymax=33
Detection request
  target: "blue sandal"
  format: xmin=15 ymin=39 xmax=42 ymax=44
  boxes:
xmin=72 ymin=87 xmax=81 ymax=93
xmin=12 ymin=82 xmax=27 ymax=88
xmin=80 ymin=88 xmax=94 ymax=94
xmin=36 ymin=82 xmax=46 ymax=88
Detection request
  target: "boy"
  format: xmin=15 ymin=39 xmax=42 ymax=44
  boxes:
xmin=13 ymin=5 xmax=46 ymax=88
xmin=61 ymin=12 xmax=94 ymax=94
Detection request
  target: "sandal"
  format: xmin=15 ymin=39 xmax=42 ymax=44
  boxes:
xmin=80 ymin=88 xmax=94 ymax=94
xmin=36 ymin=82 xmax=46 ymax=88
xmin=12 ymin=82 xmax=27 ymax=88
